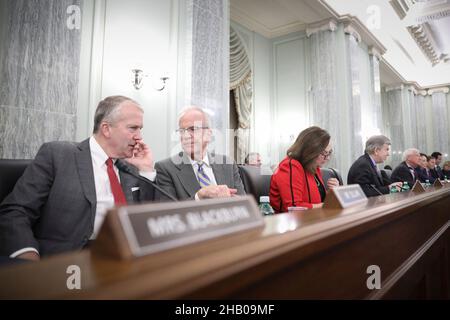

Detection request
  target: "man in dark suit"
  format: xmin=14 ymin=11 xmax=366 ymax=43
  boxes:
xmin=415 ymin=153 xmax=435 ymax=184
xmin=431 ymin=152 xmax=444 ymax=180
xmin=391 ymin=148 xmax=421 ymax=187
xmin=347 ymin=135 xmax=402 ymax=197
xmin=0 ymin=96 xmax=158 ymax=260
xmin=155 ymin=106 xmax=245 ymax=200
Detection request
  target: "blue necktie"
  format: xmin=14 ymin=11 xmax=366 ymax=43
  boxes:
xmin=197 ymin=161 xmax=212 ymax=188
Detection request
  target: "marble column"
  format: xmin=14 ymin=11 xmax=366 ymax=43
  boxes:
xmin=307 ymin=20 xmax=385 ymax=177
xmin=384 ymin=87 xmax=405 ymax=165
xmin=176 ymin=0 xmax=229 ymax=157
xmin=430 ymin=89 xmax=449 ymax=155
xmin=0 ymin=0 xmax=82 ymax=159
xmin=414 ymin=93 xmax=428 ymax=152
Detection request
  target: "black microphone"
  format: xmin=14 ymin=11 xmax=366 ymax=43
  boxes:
xmin=368 ymin=184 xmax=384 ymax=196
xmin=115 ymin=161 xmax=178 ymax=202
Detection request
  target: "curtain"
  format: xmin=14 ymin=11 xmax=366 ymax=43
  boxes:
xmin=230 ymin=27 xmax=252 ymax=164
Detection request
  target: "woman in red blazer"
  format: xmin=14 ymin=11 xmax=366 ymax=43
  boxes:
xmin=270 ymin=126 xmax=339 ymax=213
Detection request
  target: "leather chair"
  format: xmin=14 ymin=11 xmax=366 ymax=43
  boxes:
xmin=238 ymin=165 xmax=272 ymax=202
xmin=381 ymin=168 xmax=392 ymax=180
xmin=320 ymin=167 xmax=344 ymax=189
xmin=0 ymin=159 xmax=32 ymax=203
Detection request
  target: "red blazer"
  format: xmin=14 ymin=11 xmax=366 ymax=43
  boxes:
xmin=270 ymin=157 xmax=325 ymax=213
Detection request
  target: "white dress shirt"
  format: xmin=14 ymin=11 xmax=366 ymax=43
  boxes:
xmin=10 ymin=136 xmax=156 ymax=258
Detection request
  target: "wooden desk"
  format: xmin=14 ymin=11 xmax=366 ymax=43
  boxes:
xmin=1 ymin=185 xmax=449 ymax=299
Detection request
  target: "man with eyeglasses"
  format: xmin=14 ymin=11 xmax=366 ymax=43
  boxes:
xmin=155 ymin=106 xmax=245 ymax=200
xmin=347 ymin=135 xmax=402 ymax=197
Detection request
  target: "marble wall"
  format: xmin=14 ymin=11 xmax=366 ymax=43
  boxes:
xmin=0 ymin=0 xmax=82 ymax=159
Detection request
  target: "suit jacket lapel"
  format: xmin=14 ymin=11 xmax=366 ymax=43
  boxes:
xmin=75 ymin=139 xmax=96 ymax=224
xmin=117 ymin=162 xmax=136 ymax=204
xmin=209 ymin=152 xmax=227 ymax=185
xmin=175 ymin=152 xmax=201 ymax=197
xmin=364 ymin=153 xmax=382 ymax=185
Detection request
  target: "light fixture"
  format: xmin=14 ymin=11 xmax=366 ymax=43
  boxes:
xmin=131 ymin=69 xmax=169 ymax=91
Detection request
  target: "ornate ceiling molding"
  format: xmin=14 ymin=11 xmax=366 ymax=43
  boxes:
xmin=408 ymin=24 xmax=440 ymax=65
xmin=389 ymin=0 xmax=416 ymax=20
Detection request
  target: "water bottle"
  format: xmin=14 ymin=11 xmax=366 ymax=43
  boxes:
xmin=390 ymin=185 xmax=398 ymax=193
xmin=425 ymin=179 xmax=431 ymax=188
xmin=259 ymin=196 xmax=274 ymax=216
xmin=445 ymin=175 xmax=448 ymax=183
xmin=402 ymin=181 xmax=410 ymax=192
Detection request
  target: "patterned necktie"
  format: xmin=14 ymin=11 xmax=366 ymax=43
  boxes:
xmin=197 ymin=161 xmax=212 ymax=188
xmin=106 ymin=158 xmax=127 ymax=205
xmin=408 ymin=166 xmax=416 ymax=181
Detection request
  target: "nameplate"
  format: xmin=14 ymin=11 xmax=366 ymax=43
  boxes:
xmin=434 ymin=179 xmax=444 ymax=188
xmin=93 ymin=196 xmax=264 ymax=259
xmin=323 ymin=184 xmax=368 ymax=209
xmin=411 ymin=180 xmax=426 ymax=193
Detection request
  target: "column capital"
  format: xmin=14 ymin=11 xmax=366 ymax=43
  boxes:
xmin=306 ymin=19 xmax=338 ymax=37
xmin=427 ymin=87 xmax=450 ymax=95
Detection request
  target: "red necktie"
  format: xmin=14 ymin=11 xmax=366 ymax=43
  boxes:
xmin=106 ymin=158 xmax=127 ymax=205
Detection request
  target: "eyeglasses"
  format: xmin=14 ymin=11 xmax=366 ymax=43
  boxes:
xmin=176 ymin=126 xmax=209 ymax=135
xmin=320 ymin=149 xmax=333 ymax=159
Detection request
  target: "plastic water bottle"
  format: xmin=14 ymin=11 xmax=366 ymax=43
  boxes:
xmin=259 ymin=196 xmax=274 ymax=216
xmin=390 ymin=185 xmax=398 ymax=193
xmin=445 ymin=175 xmax=448 ymax=183
xmin=402 ymin=181 xmax=410 ymax=192
xmin=425 ymin=179 xmax=431 ymax=188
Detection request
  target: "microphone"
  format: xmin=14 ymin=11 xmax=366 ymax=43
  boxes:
xmin=368 ymin=184 xmax=384 ymax=196
xmin=115 ymin=161 xmax=178 ymax=202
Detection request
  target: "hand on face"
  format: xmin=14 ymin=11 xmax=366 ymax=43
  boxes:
xmin=124 ymin=139 xmax=154 ymax=172
xmin=197 ymin=185 xmax=238 ymax=199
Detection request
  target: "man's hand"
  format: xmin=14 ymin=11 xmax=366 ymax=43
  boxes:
xmin=16 ymin=251 xmax=40 ymax=261
xmin=197 ymin=185 xmax=238 ymax=199
xmin=326 ymin=177 xmax=340 ymax=189
xmin=125 ymin=140 xmax=154 ymax=172
xmin=389 ymin=182 xmax=403 ymax=192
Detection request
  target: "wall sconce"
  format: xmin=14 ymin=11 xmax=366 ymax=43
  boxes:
xmin=131 ymin=69 xmax=169 ymax=91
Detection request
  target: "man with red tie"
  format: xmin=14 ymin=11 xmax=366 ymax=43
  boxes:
xmin=0 ymin=96 xmax=156 ymax=260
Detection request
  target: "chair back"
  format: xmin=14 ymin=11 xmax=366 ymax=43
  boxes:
xmin=238 ymin=165 xmax=272 ymax=202
xmin=0 ymin=159 xmax=32 ymax=203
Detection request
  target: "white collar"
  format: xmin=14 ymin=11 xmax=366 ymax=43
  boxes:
xmin=189 ymin=153 xmax=210 ymax=168
xmin=89 ymin=136 xmax=110 ymax=167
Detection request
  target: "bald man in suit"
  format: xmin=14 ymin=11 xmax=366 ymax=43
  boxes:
xmin=0 ymin=96 xmax=158 ymax=260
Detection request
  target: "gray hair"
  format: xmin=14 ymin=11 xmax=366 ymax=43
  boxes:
xmin=177 ymin=106 xmax=212 ymax=128
xmin=93 ymin=95 xmax=142 ymax=133
xmin=402 ymin=148 xmax=420 ymax=161
xmin=365 ymin=135 xmax=391 ymax=154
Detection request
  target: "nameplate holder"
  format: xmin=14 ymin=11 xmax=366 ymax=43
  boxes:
xmin=411 ymin=180 xmax=426 ymax=193
xmin=323 ymin=184 xmax=368 ymax=209
xmin=434 ymin=179 xmax=444 ymax=188
xmin=92 ymin=196 xmax=264 ymax=260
